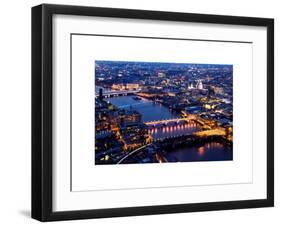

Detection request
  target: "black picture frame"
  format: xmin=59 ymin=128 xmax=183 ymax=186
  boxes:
xmin=32 ymin=4 xmax=274 ymax=221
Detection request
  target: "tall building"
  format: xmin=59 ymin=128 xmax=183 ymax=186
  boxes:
xmin=188 ymin=80 xmax=204 ymax=90
xmin=99 ymin=88 xmax=103 ymax=101
xmin=196 ymin=80 xmax=203 ymax=90
xmin=188 ymin=82 xmax=194 ymax=90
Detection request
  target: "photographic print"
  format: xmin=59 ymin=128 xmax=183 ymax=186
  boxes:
xmin=32 ymin=4 xmax=273 ymax=221
xmin=95 ymin=61 xmax=233 ymax=165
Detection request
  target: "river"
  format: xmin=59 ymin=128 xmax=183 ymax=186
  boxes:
xmin=165 ymin=142 xmax=232 ymax=162
xmin=107 ymin=95 xmax=179 ymax=122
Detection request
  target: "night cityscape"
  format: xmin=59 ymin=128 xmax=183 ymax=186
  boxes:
xmin=95 ymin=60 xmax=233 ymax=165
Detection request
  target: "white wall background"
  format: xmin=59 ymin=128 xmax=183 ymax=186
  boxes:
xmin=0 ymin=0 xmax=279 ymax=225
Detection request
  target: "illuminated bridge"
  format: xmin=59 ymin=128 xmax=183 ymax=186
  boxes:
xmin=144 ymin=115 xmax=219 ymax=140
xmin=96 ymin=89 xmax=141 ymax=98
xmin=144 ymin=116 xmax=196 ymax=126
xmin=146 ymin=119 xmax=199 ymax=140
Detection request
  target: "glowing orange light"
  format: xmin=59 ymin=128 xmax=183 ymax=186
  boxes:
xmin=198 ymin=147 xmax=205 ymax=156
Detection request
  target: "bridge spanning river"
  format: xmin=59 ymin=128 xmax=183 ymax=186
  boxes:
xmin=96 ymin=89 xmax=140 ymax=98
xmin=144 ymin=116 xmax=199 ymax=140
xmin=145 ymin=117 xmax=191 ymax=126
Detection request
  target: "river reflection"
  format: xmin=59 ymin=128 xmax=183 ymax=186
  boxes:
xmin=149 ymin=122 xmax=198 ymax=140
xmin=165 ymin=142 xmax=232 ymax=162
